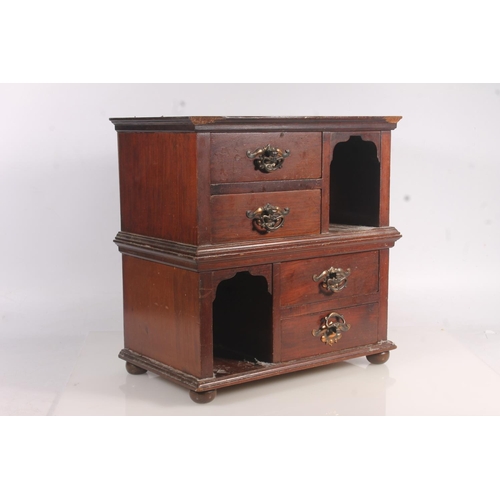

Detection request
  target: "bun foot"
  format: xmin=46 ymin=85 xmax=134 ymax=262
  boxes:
xmin=366 ymin=351 xmax=390 ymax=364
xmin=189 ymin=390 xmax=217 ymax=404
xmin=125 ymin=361 xmax=147 ymax=375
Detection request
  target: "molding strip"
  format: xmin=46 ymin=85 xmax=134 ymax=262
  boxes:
xmin=119 ymin=340 xmax=397 ymax=392
xmin=114 ymin=227 xmax=402 ymax=271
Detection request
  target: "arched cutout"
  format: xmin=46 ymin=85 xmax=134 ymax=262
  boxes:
xmin=213 ymin=272 xmax=273 ymax=362
xmin=330 ymin=136 xmax=380 ymax=227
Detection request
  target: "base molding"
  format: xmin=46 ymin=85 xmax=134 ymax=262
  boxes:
xmin=119 ymin=340 xmax=397 ymax=393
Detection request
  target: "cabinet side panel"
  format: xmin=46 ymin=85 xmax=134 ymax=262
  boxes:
xmin=118 ymin=132 xmax=198 ymax=244
xmin=122 ymin=255 xmax=203 ymax=377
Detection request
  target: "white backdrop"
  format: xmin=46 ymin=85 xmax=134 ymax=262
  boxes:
xmin=1 ymin=83 xmax=499 ymax=413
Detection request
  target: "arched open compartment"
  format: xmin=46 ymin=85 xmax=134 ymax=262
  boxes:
xmin=213 ymin=271 xmax=273 ymax=363
xmin=330 ymin=135 xmax=381 ymax=227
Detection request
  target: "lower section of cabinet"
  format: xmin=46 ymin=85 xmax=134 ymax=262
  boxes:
xmin=118 ymin=228 xmax=400 ymax=403
xmin=119 ymin=252 xmax=396 ymax=403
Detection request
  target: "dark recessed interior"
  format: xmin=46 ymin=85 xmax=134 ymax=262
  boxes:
xmin=330 ymin=135 xmax=380 ymax=227
xmin=213 ymin=272 xmax=273 ymax=363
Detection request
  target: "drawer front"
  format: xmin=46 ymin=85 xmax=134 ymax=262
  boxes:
xmin=210 ymin=132 xmax=322 ymax=183
xmin=281 ymin=302 xmax=379 ymax=362
xmin=210 ymin=189 xmax=321 ymax=243
xmin=280 ymin=251 xmax=379 ymax=308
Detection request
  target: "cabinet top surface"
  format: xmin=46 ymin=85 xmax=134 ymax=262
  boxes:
xmin=109 ymin=116 xmax=402 ymax=132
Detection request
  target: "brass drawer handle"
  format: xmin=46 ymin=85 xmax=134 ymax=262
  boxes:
xmin=312 ymin=312 xmax=351 ymax=346
xmin=312 ymin=267 xmax=351 ymax=293
xmin=246 ymin=144 xmax=291 ymax=173
xmin=246 ymin=203 xmax=290 ymax=233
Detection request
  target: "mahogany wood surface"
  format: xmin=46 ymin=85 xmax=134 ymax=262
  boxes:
xmin=114 ymin=226 xmax=401 ymax=272
xmin=118 ymin=132 xmax=198 ymax=244
xmin=196 ymin=133 xmax=212 ymax=245
xmin=281 ymin=302 xmax=379 ymax=362
xmin=190 ymin=390 xmax=217 ymax=404
xmin=377 ymin=249 xmax=390 ymax=342
xmin=122 ymin=255 xmax=208 ymax=378
xmin=280 ymin=292 xmax=380 ymax=318
xmin=210 ymin=189 xmax=321 ymax=243
xmin=199 ymin=271 xmax=214 ymax=377
xmin=210 ymin=132 xmax=322 ymax=183
xmin=321 ymin=133 xmax=332 ymax=233
xmin=111 ymin=116 xmax=402 ymax=402
xmin=366 ymin=351 xmax=390 ymax=364
xmin=211 ymin=264 xmax=273 ymax=290
xmin=125 ymin=362 xmax=147 ymax=375
xmin=210 ymin=179 xmax=322 ymax=195
xmin=119 ymin=339 xmax=397 ymax=391
xmin=110 ymin=116 xmax=401 ymax=132
xmin=279 ymin=250 xmax=379 ymax=308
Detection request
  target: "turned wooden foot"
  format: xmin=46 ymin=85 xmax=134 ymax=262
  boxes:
xmin=189 ymin=390 xmax=217 ymax=404
xmin=366 ymin=351 xmax=390 ymax=365
xmin=125 ymin=361 xmax=147 ymax=375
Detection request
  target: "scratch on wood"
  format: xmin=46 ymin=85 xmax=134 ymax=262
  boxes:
xmin=190 ymin=116 xmax=222 ymax=125
xmin=384 ymin=116 xmax=403 ymax=124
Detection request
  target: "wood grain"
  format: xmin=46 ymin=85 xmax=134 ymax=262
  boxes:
xmin=196 ymin=133 xmax=212 ymax=244
xmin=118 ymin=132 xmax=198 ymax=244
xmin=114 ymin=226 xmax=402 ymax=272
xmin=122 ymin=255 xmax=208 ymax=378
xmin=378 ymin=249 xmax=390 ymax=342
xmin=280 ymin=250 xmax=379 ymax=308
xmin=210 ymin=189 xmax=321 ymax=243
xmin=321 ymin=132 xmax=331 ymax=233
xmin=281 ymin=302 xmax=379 ymax=362
xmin=210 ymin=132 xmax=322 ymax=183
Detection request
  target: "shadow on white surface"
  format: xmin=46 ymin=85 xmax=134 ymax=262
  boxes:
xmin=52 ymin=326 xmax=500 ymax=416
xmin=52 ymin=330 xmax=394 ymax=415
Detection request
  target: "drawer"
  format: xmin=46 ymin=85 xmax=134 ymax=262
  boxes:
xmin=280 ymin=251 xmax=379 ymax=308
xmin=281 ymin=302 xmax=379 ymax=362
xmin=210 ymin=132 xmax=322 ymax=183
xmin=210 ymin=189 xmax=321 ymax=244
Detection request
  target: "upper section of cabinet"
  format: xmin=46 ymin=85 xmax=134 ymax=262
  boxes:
xmin=112 ymin=116 xmax=402 ymax=253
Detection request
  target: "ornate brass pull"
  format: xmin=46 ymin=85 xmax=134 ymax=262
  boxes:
xmin=246 ymin=203 xmax=290 ymax=233
xmin=312 ymin=267 xmax=351 ymax=293
xmin=312 ymin=312 xmax=351 ymax=346
xmin=246 ymin=144 xmax=291 ymax=173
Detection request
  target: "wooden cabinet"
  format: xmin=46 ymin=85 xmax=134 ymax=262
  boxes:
xmin=111 ymin=116 xmax=402 ymax=403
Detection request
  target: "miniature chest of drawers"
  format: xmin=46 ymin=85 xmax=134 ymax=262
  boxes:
xmin=110 ymin=116 xmax=402 ymax=403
